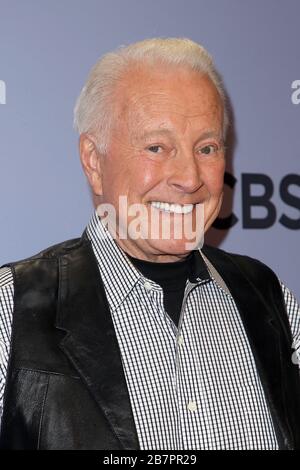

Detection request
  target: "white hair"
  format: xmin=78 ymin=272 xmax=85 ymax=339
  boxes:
xmin=74 ymin=37 xmax=229 ymax=154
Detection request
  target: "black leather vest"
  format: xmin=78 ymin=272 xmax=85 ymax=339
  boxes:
xmin=1 ymin=235 xmax=300 ymax=450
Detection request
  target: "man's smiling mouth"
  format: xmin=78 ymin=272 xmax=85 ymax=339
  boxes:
xmin=150 ymin=201 xmax=194 ymax=214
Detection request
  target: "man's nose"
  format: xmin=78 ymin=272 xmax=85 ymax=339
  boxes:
xmin=167 ymin=150 xmax=203 ymax=194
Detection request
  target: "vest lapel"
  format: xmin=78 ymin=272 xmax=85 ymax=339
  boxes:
xmin=202 ymin=245 xmax=293 ymax=449
xmin=55 ymin=239 xmax=139 ymax=450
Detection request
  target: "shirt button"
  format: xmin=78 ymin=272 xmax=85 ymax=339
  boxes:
xmin=144 ymin=281 xmax=152 ymax=291
xmin=187 ymin=401 xmax=197 ymax=412
xmin=177 ymin=335 xmax=184 ymax=346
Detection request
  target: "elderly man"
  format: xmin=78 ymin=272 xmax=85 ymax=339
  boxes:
xmin=0 ymin=38 xmax=300 ymax=450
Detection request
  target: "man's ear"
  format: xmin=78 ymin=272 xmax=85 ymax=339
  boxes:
xmin=79 ymin=133 xmax=103 ymax=196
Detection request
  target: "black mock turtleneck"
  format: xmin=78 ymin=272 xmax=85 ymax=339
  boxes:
xmin=126 ymin=250 xmax=209 ymax=326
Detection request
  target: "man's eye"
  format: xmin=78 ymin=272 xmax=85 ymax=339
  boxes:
xmin=147 ymin=145 xmax=162 ymax=153
xmin=199 ymin=144 xmax=218 ymax=155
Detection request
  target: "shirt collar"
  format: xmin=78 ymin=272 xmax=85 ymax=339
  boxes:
xmin=85 ymin=210 xmax=141 ymax=311
xmin=85 ymin=210 xmax=212 ymax=311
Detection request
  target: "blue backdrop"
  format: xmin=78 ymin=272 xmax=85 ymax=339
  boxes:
xmin=0 ymin=0 xmax=299 ymax=297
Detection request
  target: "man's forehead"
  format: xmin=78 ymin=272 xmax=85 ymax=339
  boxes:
xmin=111 ymin=65 xmax=223 ymax=140
xmin=117 ymin=64 xmax=220 ymax=109
xmin=126 ymin=91 xmax=218 ymax=114
xmin=125 ymin=100 xmax=223 ymax=139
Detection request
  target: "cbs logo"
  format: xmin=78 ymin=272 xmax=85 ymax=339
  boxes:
xmin=214 ymin=173 xmax=300 ymax=230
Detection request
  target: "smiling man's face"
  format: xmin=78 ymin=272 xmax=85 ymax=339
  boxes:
xmin=83 ymin=64 xmax=225 ymax=262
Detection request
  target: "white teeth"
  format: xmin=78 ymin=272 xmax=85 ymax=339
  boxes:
xmin=150 ymin=201 xmax=193 ymax=214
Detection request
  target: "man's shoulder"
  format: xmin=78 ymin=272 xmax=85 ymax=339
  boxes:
xmin=0 ymin=236 xmax=88 ymax=323
xmin=0 ymin=236 xmax=90 ymax=290
xmin=202 ymin=244 xmax=279 ymax=284
xmin=1 ymin=236 xmax=86 ymax=269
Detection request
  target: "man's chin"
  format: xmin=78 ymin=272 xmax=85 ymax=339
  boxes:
xmin=146 ymin=237 xmax=202 ymax=257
